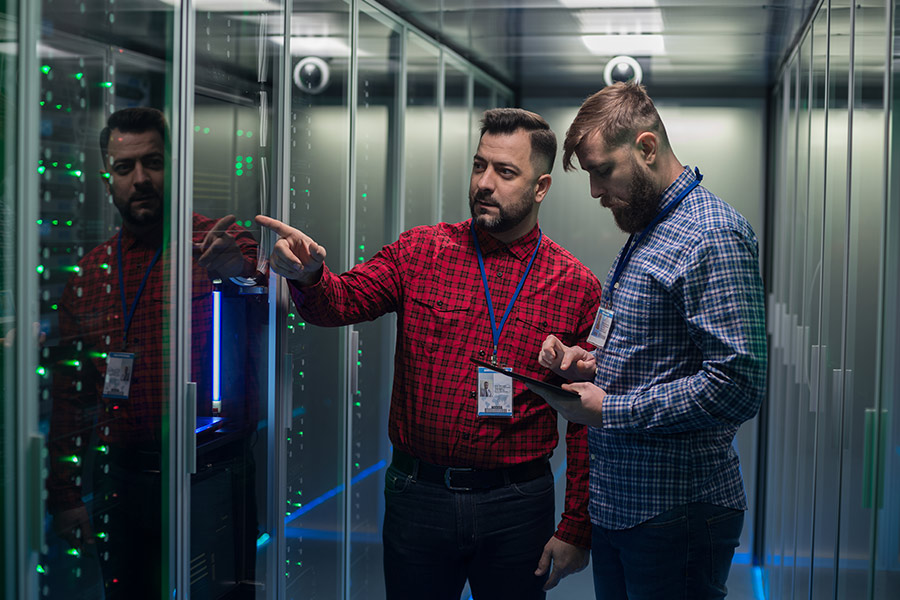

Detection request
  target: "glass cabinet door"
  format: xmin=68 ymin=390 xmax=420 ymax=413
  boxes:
xmin=34 ymin=1 xmax=179 ymax=599
xmin=440 ymin=57 xmax=469 ymax=224
xmin=403 ymin=32 xmax=440 ymax=230
xmin=350 ymin=7 xmax=402 ymax=597
xmin=188 ymin=2 xmax=283 ymax=599
xmin=283 ymin=0 xmax=352 ymax=598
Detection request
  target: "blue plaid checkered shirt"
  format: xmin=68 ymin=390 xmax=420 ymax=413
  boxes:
xmin=590 ymin=166 xmax=767 ymax=530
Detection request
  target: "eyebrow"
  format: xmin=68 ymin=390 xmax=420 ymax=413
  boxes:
xmin=474 ymin=154 xmax=521 ymax=173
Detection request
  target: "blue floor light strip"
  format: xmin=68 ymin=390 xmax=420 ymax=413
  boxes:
xmin=284 ymin=458 xmax=388 ymax=525
xmin=752 ymin=566 xmax=767 ymax=600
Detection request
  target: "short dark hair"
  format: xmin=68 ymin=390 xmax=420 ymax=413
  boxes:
xmin=99 ymin=107 xmax=168 ymax=167
xmin=562 ymin=82 xmax=669 ymax=172
xmin=480 ymin=108 xmax=557 ymax=176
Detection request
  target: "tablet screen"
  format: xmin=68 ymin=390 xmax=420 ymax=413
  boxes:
xmin=469 ymin=358 xmax=580 ymax=399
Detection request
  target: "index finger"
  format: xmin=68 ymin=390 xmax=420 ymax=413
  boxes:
xmin=255 ymin=214 xmax=296 ymax=238
xmin=211 ymin=214 xmax=238 ymax=233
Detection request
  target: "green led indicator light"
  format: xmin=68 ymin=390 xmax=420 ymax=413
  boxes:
xmin=36 ymin=564 xmax=46 ymax=574
xmin=244 ymin=220 xmax=251 ymax=227
xmin=62 ymin=455 xmax=79 ymax=464
xmin=36 ymin=366 xmax=47 ymax=376
xmin=304 ymin=189 xmax=309 ymax=193
xmin=96 ymin=445 xmax=109 ymax=454
xmin=36 ymin=219 xmax=43 ymax=225
xmin=236 ymin=129 xmax=244 ymax=136
xmin=52 ymin=162 xmax=59 ymax=167
xmin=194 ymin=126 xmax=200 ymax=132
xmin=66 ymin=220 xmax=73 ymax=226
xmin=52 ymin=220 xmax=59 ymax=225
xmin=65 ymin=360 xmax=80 ymax=367
xmin=65 ymin=163 xmax=72 ymax=169
xmin=36 ymin=265 xmax=44 ymax=274
xmin=236 ymin=170 xmax=243 ymax=176
xmin=55 ymin=104 xmax=63 ymax=110
xmin=75 ymin=73 xmax=83 ymax=80
xmin=246 ymin=131 xmax=253 ymax=138
xmin=246 ymin=157 xmax=252 ymax=163
xmin=361 ymin=193 xmax=367 ymax=198
xmin=96 ymin=532 xmax=107 ymax=540
xmin=296 ymin=490 xmax=303 ymax=495
xmin=358 ymin=256 xmax=364 ymax=262
xmin=101 ymin=263 xmax=109 ymax=269
xmin=100 ymin=81 xmax=113 ymax=88
xmin=69 ymin=170 xmax=83 ymax=177
xmin=203 ymin=127 xmax=210 ymax=134
xmin=39 ymin=101 xmax=45 ymax=106
xmin=354 ymin=462 xmax=360 ymax=468
xmin=359 ymin=245 xmax=365 ymax=250
xmin=298 ymin=371 xmax=304 ymax=377
xmin=41 ymin=65 xmax=51 ymax=74
xmin=354 ymin=402 xmax=361 ymax=407
xmin=235 ymin=162 xmax=242 ymax=169
xmin=67 ymin=548 xmax=80 ymax=557
xmin=51 ymin=304 xmax=58 ymax=310
xmin=236 ymin=155 xmax=243 ymax=161
xmin=356 ymin=361 xmax=362 ymax=367
xmin=37 ymin=166 xmax=46 ymax=174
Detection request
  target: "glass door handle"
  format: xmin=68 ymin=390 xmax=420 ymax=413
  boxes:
xmin=862 ymin=407 xmax=887 ymax=510
xmin=185 ymin=382 xmax=197 ymax=475
xmin=28 ymin=433 xmax=46 ymax=552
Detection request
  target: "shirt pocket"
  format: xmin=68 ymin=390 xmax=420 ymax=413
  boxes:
xmin=404 ymin=283 xmax=472 ymax=354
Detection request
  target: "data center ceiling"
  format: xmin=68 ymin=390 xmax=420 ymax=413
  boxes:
xmin=381 ymin=0 xmax=822 ymax=97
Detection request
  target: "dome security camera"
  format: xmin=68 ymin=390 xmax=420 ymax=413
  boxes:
xmin=293 ymin=57 xmax=330 ymax=95
xmin=603 ymin=56 xmax=643 ymax=87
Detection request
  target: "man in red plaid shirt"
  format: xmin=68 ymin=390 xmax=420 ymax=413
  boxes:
xmin=258 ymin=108 xmax=602 ymax=599
xmin=47 ymin=107 xmax=259 ymax=599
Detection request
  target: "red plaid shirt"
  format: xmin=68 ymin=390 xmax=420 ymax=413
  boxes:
xmin=291 ymin=220 xmax=602 ymax=547
xmin=47 ymin=214 xmax=258 ymax=512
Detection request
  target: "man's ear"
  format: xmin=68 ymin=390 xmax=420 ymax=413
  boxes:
xmin=533 ymin=173 xmax=552 ymax=204
xmin=635 ymin=131 xmax=659 ymax=166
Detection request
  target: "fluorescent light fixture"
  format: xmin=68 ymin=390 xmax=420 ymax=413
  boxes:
xmin=560 ymin=0 xmax=658 ymax=7
xmin=575 ymin=9 xmax=664 ymax=35
xmin=268 ymin=35 xmax=360 ymax=58
xmin=581 ymin=34 xmax=665 ymax=56
xmin=160 ymin=0 xmax=281 ymax=11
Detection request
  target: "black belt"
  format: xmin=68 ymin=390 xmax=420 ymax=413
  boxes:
xmin=391 ymin=449 xmax=550 ymax=491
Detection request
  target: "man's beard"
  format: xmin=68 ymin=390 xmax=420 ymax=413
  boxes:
xmin=469 ymin=187 xmax=534 ymax=234
xmin=609 ymin=161 xmax=661 ymax=234
xmin=117 ymin=193 xmax=164 ymax=229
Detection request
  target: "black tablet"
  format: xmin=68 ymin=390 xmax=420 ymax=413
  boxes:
xmin=470 ymin=358 xmax=581 ymax=399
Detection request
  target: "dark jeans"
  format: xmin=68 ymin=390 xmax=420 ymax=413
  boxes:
xmin=591 ymin=502 xmax=744 ymax=600
xmin=382 ymin=462 xmax=555 ymax=600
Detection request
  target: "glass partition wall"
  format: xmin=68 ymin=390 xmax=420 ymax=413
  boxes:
xmin=3 ymin=1 xmax=511 ymax=599
xmin=764 ymin=1 xmax=898 ymax=598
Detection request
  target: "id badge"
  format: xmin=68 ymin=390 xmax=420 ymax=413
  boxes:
xmin=477 ymin=366 xmax=513 ymax=417
xmin=587 ymin=307 xmax=614 ymax=349
xmin=103 ymin=352 xmax=135 ymax=399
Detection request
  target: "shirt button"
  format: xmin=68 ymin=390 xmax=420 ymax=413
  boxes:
xmin=470 ymin=391 xmax=476 ymax=398
xmin=436 ymin=300 xmax=443 ymax=307
xmin=461 ymin=432 xmax=470 ymax=440
xmin=478 ymin=350 xmax=485 ymax=357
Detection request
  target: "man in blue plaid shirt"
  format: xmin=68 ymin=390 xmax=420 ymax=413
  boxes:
xmin=526 ymin=82 xmax=767 ymax=600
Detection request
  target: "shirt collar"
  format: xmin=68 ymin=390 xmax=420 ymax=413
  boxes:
xmin=658 ymin=166 xmax=697 ymax=208
xmin=470 ymin=220 xmax=542 ymax=261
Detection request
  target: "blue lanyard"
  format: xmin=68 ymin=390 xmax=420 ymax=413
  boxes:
xmin=607 ymin=168 xmax=702 ymax=300
xmin=471 ymin=221 xmax=543 ymax=362
xmin=117 ymin=230 xmax=163 ymax=346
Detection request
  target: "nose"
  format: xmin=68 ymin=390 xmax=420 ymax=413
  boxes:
xmin=475 ymin=166 xmax=496 ymax=192
xmin=133 ymin=162 xmax=152 ymax=186
xmin=589 ymin=175 xmax=605 ymax=199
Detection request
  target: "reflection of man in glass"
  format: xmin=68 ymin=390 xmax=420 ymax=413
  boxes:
xmin=47 ymin=107 xmax=259 ymax=598
xmin=480 ymin=380 xmax=492 ymax=397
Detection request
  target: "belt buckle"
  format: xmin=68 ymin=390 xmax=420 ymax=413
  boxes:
xmin=444 ymin=467 xmax=474 ymax=491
